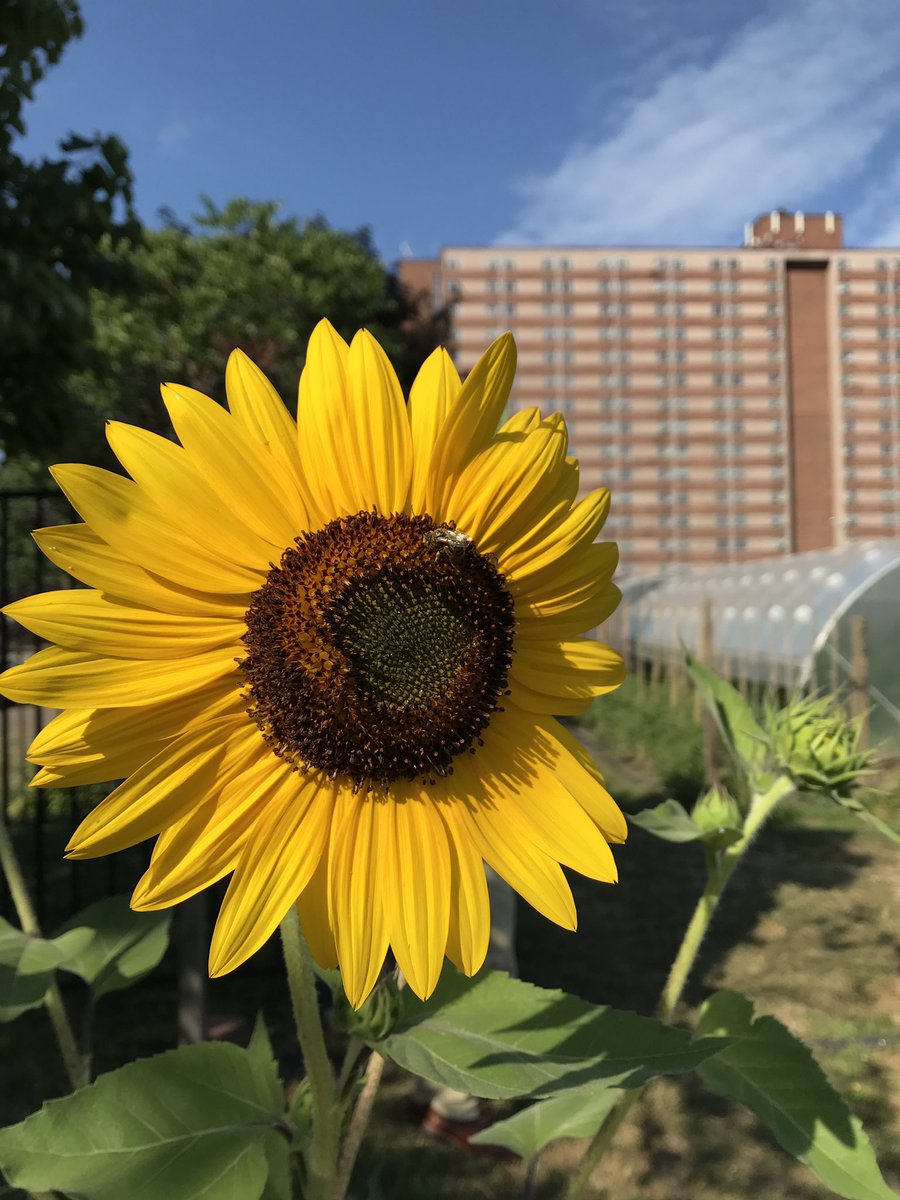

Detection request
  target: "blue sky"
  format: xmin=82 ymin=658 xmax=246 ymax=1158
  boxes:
xmin=18 ymin=0 xmax=900 ymax=263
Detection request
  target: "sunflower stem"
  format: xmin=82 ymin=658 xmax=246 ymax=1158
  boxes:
xmin=565 ymin=775 xmax=796 ymax=1199
xmin=0 ymin=816 xmax=88 ymax=1092
xmin=333 ymin=1048 xmax=386 ymax=1200
xmin=279 ymin=907 xmax=340 ymax=1200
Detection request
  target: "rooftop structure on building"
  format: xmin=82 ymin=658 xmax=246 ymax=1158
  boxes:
xmin=399 ymin=211 xmax=900 ymax=576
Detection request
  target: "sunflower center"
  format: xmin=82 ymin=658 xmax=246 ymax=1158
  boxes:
xmin=240 ymin=512 xmax=516 ymax=790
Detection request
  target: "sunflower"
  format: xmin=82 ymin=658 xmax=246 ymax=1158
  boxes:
xmin=0 ymin=322 xmax=626 ymax=1007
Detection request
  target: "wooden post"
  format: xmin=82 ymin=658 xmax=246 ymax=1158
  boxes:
xmin=650 ymin=646 xmax=663 ymax=690
xmin=633 ymin=615 xmax=644 ymax=696
xmin=669 ymin=607 xmax=683 ymax=708
xmin=830 ymin=628 xmax=844 ymax=696
xmin=848 ymin=614 xmax=870 ymax=749
xmin=177 ymin=892 xmax=207 ymax=1045
xmin=695 ymin=598 xmax=721 ymax=786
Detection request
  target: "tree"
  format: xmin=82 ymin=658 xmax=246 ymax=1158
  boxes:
xmin=62 ymin=199 xmax=449 ymax=463
xmin=0 ymin=0 xmax=138 ymax=461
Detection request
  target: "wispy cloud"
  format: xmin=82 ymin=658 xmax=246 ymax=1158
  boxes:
xmin=154 ymin=116 xmax=213 ymax=160
xmin=498 ymin=0 xmax=900 ymax=246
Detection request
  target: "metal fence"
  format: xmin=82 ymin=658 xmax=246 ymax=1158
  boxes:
xmin=0 ymin=488 xmax=132 ymax=927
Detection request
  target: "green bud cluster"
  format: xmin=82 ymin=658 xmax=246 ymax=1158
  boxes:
xmin=764 ymin=694 xmax=874 ymax=799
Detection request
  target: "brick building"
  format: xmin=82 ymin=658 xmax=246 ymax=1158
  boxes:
xmin=399 ymin=211 xmax=900 ymax=575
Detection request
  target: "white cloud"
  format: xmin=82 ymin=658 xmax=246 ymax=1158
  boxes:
xmin=498 ymin=0 xmax=900 ymax=246
xmin=155 ymin=119 xmax=192 ymax=158
xmin=849 ymin=156 xmax=900 ymax=246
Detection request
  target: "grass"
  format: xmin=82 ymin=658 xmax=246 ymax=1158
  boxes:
xmin=1 ymin=699 xmax=899 ymax=1199
xmin=583 ymin=675 xmax=706 ymax=806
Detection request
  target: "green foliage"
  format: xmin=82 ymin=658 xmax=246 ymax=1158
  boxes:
xmin=630 ymin=790 xmax=743 ymax=848
xmin=0 ymin=896 xmax=169 ymax=1022
xmin=696 ymin=991 xmax=899 ymax=1200
xmin=0 ymin=1040 xmax=291 ymax=1200
xmin=470 ymin=1083 xmax=621 ymax=1158
xmin=685 ymin=651 xmax=770 ymax=795
xmin=585 ymin=675 xmax=705 ymax=804
xmin=377 ymin=968 xmax=729 ymax=1101
xmin=53 ymin=894 xmax=170 ymax=997
xmin=629 ymin=797 xmax=711 ymax=842
xmin=60 ymin=198 xmax=447 ymax=466
xmin=247 ymin=1016 xmax=292 ymax=1198
xmin=1 ymin=0 xmax=138 ymax=459
xmin=0 ymin=916 xmax=89 ymax=1020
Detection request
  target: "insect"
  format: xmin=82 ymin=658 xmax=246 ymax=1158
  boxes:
xmin=422 ymin=528 xmax=473 ymax=560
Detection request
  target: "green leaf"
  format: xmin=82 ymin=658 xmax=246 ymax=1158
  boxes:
xmin=245 ymin=1018 xmax=291 ymax=1199
xmin=0 ymin=1041 xmax=289 ymax=1200
xmin=696 ymin=991 xmax=898 ymax=1200
xmin=0 ymin=917 xmax=91 ymax=1021
xmin=247 ymin=1014 xmax=284 ymax=1113
xmin=378 ymin=969 xmax=729 ymax=1101
xmin=834 ymin=797 xmax=900 ymax=844
xmin=53 ymin=894 xmax=171 ymax=997
xmin=685 ymin=651 xmax=769 ymax=778
xmin=471 ymin=1084 xmax=622 ymax=1158
xmin=629 ymin=799 xmax=705 ymax=843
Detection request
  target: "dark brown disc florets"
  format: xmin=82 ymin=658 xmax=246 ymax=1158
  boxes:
xmin=240 ymin=511 xmax=516 ymax=790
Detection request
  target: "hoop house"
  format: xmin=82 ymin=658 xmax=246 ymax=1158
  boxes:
xmin=611 ymin=540 xmax=900 ymax=746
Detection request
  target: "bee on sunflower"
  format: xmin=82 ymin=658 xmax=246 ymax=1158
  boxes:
xmin=0 ymin=323 xmax=625 ymax=1007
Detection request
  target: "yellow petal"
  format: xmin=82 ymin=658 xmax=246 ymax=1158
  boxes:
xmin=345 ymin=329 xmax=413 ymax=514
xmin=481 ymin=713 xmax=618 ymax=882
xmin=502 ymin=407 xmax=542 ymax=434
xmin=516 ymin=582 xmax=621 ymax=642
xmin=506 ymin=677 xmax=593 ymax=717
xmin=327 ymin=786 xmax=391 ymax=1008
xmin=426 ymin=334 xmax=516 ymax=516
xmin=500 ymin=488 xmax=611 ymax=581
xmin=225 ymin=349 xmax=305 ymax=488
xmin=208 ymin=771 xmax=333 ymax=976
xmin=384 ymin=784 xmax=451 ymax=1000
xmin=28 ymin=683 xmax=239 ymax=765
xmin=438 ymin=804 xmax=490 ymax=977
xmin=297 ymin=849 xmax=338 ymax=970
xmin=495 ymin=461 xmax=581 ymax=568
xmin=532 ymin=717 xmax=628 ymax=844
xmin=65 ymin=716 xmax=259 ymax=859
xmin=297 ymin=319 xmax=354 ymax=522
xmin=161 ymin=383 xmax=305 ymax=548
xmin=443 ymin=417 xmax=568 ymax=552
xmin=0 ymin=644 xmax=239 ymax=709
xmin=408 ymin=348 xmax=461 ymax=512
xmin=509 ymin=542 xmax=619 ymax=617
xmin=511 ymin=639 xmax=626 ymax=705
xmin=50 ymin=465 xmax=264 ymax=593
xmin=133 ymin=748 xmax=292 ymax=910
xmin=33 ymin=525 xmax=247 ymax=618
xmin=3 ymin=590 xmax=244 ymax=660
xmin=28 ymin=685 xmax=241 ymax=788
xmin=106 ymin=422 xmax=281 ymax=564
xmin=449 ymin=754 xmax=577 ymax=930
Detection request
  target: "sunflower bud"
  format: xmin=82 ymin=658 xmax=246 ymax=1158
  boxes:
xmin=333 ymin=973 xmax=403 ymax=1042
xmin=764 ymin=694 xmax=874 ymax=799
xmin=692 ymin=785 xmax=743 ymax=842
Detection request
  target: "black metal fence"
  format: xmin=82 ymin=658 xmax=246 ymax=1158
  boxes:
xmin=0 ymin=488 xmax=132 ymax=927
